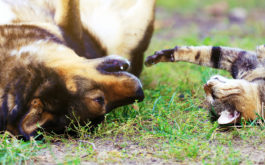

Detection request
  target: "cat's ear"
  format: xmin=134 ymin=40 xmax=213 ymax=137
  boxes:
xmin=256 ymin=45 xmax=265 ymax=59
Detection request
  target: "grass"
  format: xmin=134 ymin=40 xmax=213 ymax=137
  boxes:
xmin=1 ymin=0 xmax=265 ymax=164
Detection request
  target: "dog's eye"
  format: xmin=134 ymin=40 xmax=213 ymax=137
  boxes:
xmin=94 ymin=96 xmax=105 ymax=105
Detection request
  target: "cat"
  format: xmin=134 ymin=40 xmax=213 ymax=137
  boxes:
xmin=145 ymin=45 xmax=265 ymax=124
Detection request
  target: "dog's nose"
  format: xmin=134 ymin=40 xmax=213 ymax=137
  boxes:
xmin=135 ymin=87 xmax=144 ymax=102
xmin=97 ymin=56 xmax=130 ymax=73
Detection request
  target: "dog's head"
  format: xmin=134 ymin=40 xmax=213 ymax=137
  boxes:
xmin=6 ymin=51 xmax=143 ymax=139
xmin=62 ymin=55 xmax=144 ymax=118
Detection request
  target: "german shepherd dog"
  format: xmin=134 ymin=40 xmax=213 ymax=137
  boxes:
xmin=145 ymin=45 xmax=265 ymax=125
xmin=0 ymin=0 xmax=155 ymax=139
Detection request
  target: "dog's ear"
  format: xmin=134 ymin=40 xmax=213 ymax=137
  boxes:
xmin=55 ymin=0 xmax=83 ymax=41
xmin=21 ymin=98 xmax=53 ymax=136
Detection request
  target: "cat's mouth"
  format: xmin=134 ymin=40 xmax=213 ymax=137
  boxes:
xmin=217 ymin=110 xmax=241 ymax=125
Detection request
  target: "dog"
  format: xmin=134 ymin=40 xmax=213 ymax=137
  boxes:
xmin=145 ymin=45 xmax=265 ymax=124
xmin=0 ymin=24 xmax=144 ymax=140
xmin=0 ymin=0 xmax=156 ymax=139
xmin=0 ymin=0 xmax=156 ymax=76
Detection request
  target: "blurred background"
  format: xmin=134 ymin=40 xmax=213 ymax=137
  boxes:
xmin=153 ymin=0 xmax=265 ymax=49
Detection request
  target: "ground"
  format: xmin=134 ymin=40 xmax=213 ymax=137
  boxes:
xmin=1 ymin=0 xmax=265 ymax=164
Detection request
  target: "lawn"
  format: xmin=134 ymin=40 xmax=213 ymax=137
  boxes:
xmin=1 ymin=0 xmax=265 ymax=164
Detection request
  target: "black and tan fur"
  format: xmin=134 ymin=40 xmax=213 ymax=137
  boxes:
xmin=145 ymin=45 xmax=265 ymax=124
xmin=0 ymin=24 xmax=144 ymax=139
xmin=0 ymin=0 xmax=155 ymax=138
xmin=0 ymin=0 xmax=156 ymax=76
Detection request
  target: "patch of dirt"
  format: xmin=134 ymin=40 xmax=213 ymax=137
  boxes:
xmin=33 ymin=136 xmax=265 ymax=164
xmin=236 ymin=142 xmax=265 ymax=164
xmin=33 ymin=138 xmax=175 ymax=164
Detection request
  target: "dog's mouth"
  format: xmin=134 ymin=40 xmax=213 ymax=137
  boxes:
xmin=217 ymin=110 xmax=241 ymax=125
xmin=106 ymin=88 xmax=145 ymax=113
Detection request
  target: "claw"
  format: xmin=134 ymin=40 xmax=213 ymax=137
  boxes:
xmin=145 ymin=48 xmax=175 ymax=67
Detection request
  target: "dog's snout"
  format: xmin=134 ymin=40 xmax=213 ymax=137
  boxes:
xmin=136 ymin=87 xmax=144 ymax=102
xmin=105 ymin=87 xmax=144 ymax=113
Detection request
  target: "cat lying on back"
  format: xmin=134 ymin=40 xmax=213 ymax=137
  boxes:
xmin=145 ymin=45 xmax=265 ymax=124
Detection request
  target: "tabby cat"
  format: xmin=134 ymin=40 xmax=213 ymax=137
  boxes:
xmin=145 ymin=45 xmax=265 ymax=124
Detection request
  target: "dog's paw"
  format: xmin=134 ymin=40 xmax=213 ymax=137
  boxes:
xmin=144 ymin=48 xmax=176 ymax=67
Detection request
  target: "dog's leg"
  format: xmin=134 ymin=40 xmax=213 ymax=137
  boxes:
xmin=120 ymin=0 xmax=156 ymax=52
xmin=126 ymin=0 xmax=156 ymax=76
xmin=55 ymin=0 xmax=82 ymax=39
xmin=122 ymin=0 xmax=157 ymax=76
xmin=55 ymin=0 xmax=83 ymax=43
xmin=205 ymin=75 xmax=261 ymax=121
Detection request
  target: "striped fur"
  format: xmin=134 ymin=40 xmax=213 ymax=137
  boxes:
xmin=145 ymin=45 xmax=265 ymax=124
xmin=0 ymin=24 xmax=144 ymax=139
